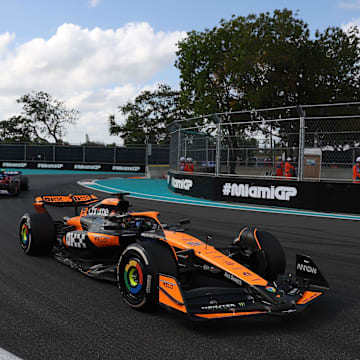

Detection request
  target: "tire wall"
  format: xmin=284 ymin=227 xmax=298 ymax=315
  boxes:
xmin=167 ymin=170 xmax=360 ymax=214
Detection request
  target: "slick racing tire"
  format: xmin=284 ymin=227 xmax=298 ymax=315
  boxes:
xmin=8 ymin=181 xmax=20 ymax=196
xmin=20 ymin=176 xmax=29 ymax=191
xmin=19 ymin=212 xmax=56 ymax=255
xmin=233 ymin=228 xmax=286 ymax=282
xmin=255 ymin=230 xmax=286 ymax=281
xmin=117 ymin=241 xmax=178 ymax=312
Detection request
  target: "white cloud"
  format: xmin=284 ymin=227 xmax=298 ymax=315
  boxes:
xmin=0 ymin=23 xmax=186 ymax=144
xmin=341 ymin=18 xmax=360 ymax=32
xmin=0 ymin=32 xmax=15 ymax=57
xmin=89 ymin=0 xmax=102 ymax=8
xmin=338 ymin=0 xmax=360 ymax=9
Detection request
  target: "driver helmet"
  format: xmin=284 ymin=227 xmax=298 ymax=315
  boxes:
xmin=180 ymin=156 xmax=185 ymax=161
xmin=143 ymin=220 xmax=153 ymax=231
xmin=356 ymin=156 xmax=360 ymax=163
xmin=287 ymin=157 xmax=292 ymax=161
xmin=186 ymin=157 xmax=192 ymax=162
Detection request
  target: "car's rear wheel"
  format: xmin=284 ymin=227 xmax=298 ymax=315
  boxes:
xmin=20 ymin=176 xmax=29 ymax=191
xmin=117 ymin=241 xmax=178 ymax=311
xmin=19 ymin=212 xmax=56 ymax=255
xmin=233 ymin=227 xmax=286 ymax=282
xmin=8 ymin=182 xmax=19 ymax=196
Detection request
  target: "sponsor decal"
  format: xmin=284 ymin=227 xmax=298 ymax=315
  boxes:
xmin=223 ymin=260 xmax=235 ymax=266
xmin=73 ymin=194 xmax=94 ymax=202
xmin=171 ymin=177 xmax=193 ymax=191
xmin=43 ymin=196 xmax=65 ymax=202
xmin=224 ymin=272 xmax=242 ymax=286
xmin=112 ymin=165 xmax=141 ymax=172
xmin=74 ymin=164 xmax=102 ymax=170
xmin=187 ymin=241 xmax=201 ymax=246
xmin=65 ymin=232 xmax=87 ymax=248
xmin=201 ymin=303 xmax=236 ymax=311
xmin=140 ymin=232 xmax=161 ymax=239
xmin=94 ymin=235 xmax=111 ymax=243
xmin=37 ymin=163 xmax=64 ymax=169
xmin=296 ymin=263 xmax=317 ymax=274
xmin=146 ymin=275 xmax=152 ymax=294
xmin=238 ymin=302 xmax=246 ymax=307
xmin=222 ymin=183 xmax=297 ymax=201
xmin=88 ymin=207 xmax=109 ymax=216
xmin=160 ymin=279 xmax=175 ymax=290
xmin=242 ymin=272 xmax=253 ymax=277
xmin=2 ymin=162 xmax=27 ymax=168
xmin=265 ymin=286 xmax=277 ymax=293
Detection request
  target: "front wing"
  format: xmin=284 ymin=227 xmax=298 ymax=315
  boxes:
xmin=157 ymin=252 xmax=329 ymax=321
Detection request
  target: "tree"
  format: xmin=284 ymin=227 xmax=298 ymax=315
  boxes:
xmin=15 ymin=91 xmax=79 ymax=143
xmin=109 ymin=84 xmax=190 ymax=145
xmin=0 ymin=116 xmax=41 ymax=143
xmin=175 ymin=9 xmax=360 ymax=170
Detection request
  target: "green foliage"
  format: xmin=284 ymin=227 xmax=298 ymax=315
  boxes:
xmin=176 ymin=9 xmax=360 ymax=115
xmin=1 ymin=91 xmax=79 ymax=143
xmin=175 ymin=9 xmax=360 ymax=163
xmin=0 ymin=116 xmax=41 ymax=143
xmin=109 ymin=84 xmax=190 ymax=145
xmin=16 ymin=91 xmax=79 ymax=143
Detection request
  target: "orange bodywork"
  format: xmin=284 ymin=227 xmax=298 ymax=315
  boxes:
xmin=296 ymin=291 xmax=322 ymax=305
xmin=33 ymin=194 xmax=98 ymax=213
xmin=101 ymin=198 xmax=120 ymax=206
xmin=194 ymin=311 xmax=266 ymax=319
xmin=130 ymin=211 xmax=161 ymax=221
xmin=158 ymin=274 xmax=187 ymax=313
xmin=88 ymin=233 xmax=120 ymax=247
xmin=67 ymin=216 xmax=82 ymax=231
xmin=163 ymin=230 xmax=268 ymax=287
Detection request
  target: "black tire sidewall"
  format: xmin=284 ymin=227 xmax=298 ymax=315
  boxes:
xmin=19 ymin=212 xmax=55 ymax=255
xmin=256 ymin=230 xmax=286 ymax=281
xmin=8 ymin=181 xmax=19 ymax=196
xmin=20 ymin=176 xmax=29 ymax=191
xmin=117 ymin=243 xmax=157 ymax=310
xmin=117 ymin=241 xmax=178 ymax=311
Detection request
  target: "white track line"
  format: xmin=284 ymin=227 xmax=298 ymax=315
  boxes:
xmin=0 ymin=348 xmax=22 ymax=360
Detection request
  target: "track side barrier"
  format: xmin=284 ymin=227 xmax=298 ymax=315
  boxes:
xmin=1 ymin=161 xmax=145 ymax=173
xmin=167 ymin=170 xmax=360 ymax=214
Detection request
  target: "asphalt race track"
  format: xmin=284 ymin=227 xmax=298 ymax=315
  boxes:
xmin=0 ymin=174 xmax=359 ymax=360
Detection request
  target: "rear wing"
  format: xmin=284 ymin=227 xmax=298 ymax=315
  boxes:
xmin=34 ymin=194 xmax=98 ymax=214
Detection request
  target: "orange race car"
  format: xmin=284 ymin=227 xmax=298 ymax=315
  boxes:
xmin=19 ymin=193 xmax=329 ymax=320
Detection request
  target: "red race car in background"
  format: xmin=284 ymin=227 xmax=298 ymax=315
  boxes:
xmin=0 ymin=170 xmax=29 ymax=195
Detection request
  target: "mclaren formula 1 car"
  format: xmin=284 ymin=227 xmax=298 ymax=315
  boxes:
xmin=19 ymin=192 xmax=329 ymax=320
xmin=0 ymin=170 xmax=29 ymax=195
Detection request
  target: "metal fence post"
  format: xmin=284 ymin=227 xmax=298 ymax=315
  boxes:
xmin=214 ymin=114 xmax=222 ymax=176
xmin=113 ymin=146 xmax=116 ymax=164
xmin=205 ymin=138 xmax=209 ymax=167
xmin=296 ymin=105 xmax=305 ymax=181
xmin=177 ymin=128 xmax=181 ymax=164
xmin=24 ymin=143 xmax=27 ymax=161
xmin=53 ymin=144 xmax=56 ymax=161
xmin=82 ymin=146 xmax=86 ymax=163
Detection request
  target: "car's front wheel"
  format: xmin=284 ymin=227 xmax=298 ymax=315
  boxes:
xmin=117 ymin=241 xmax=178 ymax=311
xmin=233 ymin=227 xmax=286 ymax=282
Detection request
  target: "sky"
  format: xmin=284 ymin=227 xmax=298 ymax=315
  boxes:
xmin=0 ymin=0 xmax=359 ymax=145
